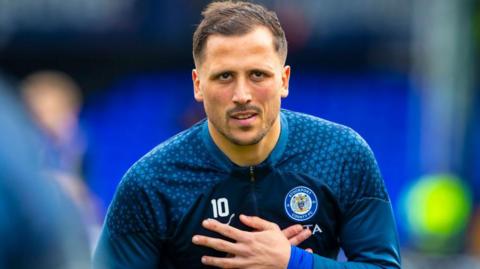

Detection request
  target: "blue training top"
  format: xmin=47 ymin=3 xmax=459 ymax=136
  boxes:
xmin=93 ymin=109 xmax=401 ymax=269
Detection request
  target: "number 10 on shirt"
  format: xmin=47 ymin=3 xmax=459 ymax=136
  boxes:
xmin=211 ymin=198 xmax=230 ymax=218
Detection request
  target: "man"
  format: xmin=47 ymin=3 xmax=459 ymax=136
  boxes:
xmin=0 ymin=75 xmax=91 ymax=269
xmin=93 ymin=1 xmax=401 ymax=268
xmin=20 ymin=71 xmax=102 ymax=247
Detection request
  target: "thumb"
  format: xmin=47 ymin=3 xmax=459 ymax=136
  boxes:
xmin=239 ymin=214 xmax=279 ymax=231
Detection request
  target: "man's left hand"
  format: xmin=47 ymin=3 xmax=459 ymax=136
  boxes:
xmin=192 ymin=214 xmax=310 ymax=269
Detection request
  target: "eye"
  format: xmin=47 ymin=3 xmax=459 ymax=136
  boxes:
xmin=218 ymin=72 xmax=232 ymax=81
xmin=251 ymin=71 xmax=265 ymax=81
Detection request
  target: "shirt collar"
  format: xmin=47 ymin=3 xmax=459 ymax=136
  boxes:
xmin=201 ymin=110 xmax=289 ymax=172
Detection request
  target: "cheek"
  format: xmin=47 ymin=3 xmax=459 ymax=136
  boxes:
xmin=256 ymin=87 xmax=282 ymax=122
xmin=256 ymin=76 xmax=284 ymax=99
xmin=202 ymin=87 xmax=231 ymax=113
xmin=255 ymin=84 xmax=282 ymax=108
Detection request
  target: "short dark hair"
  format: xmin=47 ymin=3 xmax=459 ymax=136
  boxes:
xmin=193 ymin=0 xmax=288 ymax=66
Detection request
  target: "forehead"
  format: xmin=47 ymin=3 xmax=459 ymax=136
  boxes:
xmin=199 ymin=26 xmax=281 ymax=69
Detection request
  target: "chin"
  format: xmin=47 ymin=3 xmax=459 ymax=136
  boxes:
xmin=227 ymin=132 xmax=265 ymax=146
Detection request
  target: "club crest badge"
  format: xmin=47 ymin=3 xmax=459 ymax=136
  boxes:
xmin=284 ymin=186 xmax=318 ymax=221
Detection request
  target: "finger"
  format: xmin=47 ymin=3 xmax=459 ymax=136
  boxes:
xmin=192 ymin=235 xmax=240 ymax=255
xmin=239 ymin=214 xmax=278 ymax=231
xmin=288 ymin=228 xmax=312 ymax=246
xmin=202 ymin=218 xmax=247 ymax=241
xmin=282 ymin=224 xmax=303 ymax=239
xmin=201 ymin=255 xmax=241 ymax=269
xmin=305 ymin=248 xmax=313 ymax=253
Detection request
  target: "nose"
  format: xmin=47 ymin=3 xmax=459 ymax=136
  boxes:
xmin=231 ymin=78 xmax=252 ymax=105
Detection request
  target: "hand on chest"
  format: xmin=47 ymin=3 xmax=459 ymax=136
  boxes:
xmin=168 ymin=171 xmax=341 ymax=267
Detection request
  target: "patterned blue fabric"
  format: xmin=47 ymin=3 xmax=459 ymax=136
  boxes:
xmin=94 ymin=109 xmax=400 ymax=269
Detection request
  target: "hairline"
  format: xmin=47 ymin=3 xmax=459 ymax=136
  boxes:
xmin=194 ymin=26 xmax=287 ymax=69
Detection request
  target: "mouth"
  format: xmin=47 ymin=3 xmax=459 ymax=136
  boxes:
xmin=229 ymin=111 xmax=258 ymax=127
xmin=230 ymin=111 xmax=258 ymax=120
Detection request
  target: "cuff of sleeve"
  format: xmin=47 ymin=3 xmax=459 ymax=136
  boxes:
xmin=287 ymin=246 xmax=313 ymax=269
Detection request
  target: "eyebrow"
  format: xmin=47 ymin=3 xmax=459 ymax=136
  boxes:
xmin=209 ymin=70 xmax=235 ymax=80
xmin=251 ymin=68 xmax=274 ymax=75
xmin=209 ymin=65 xmax=275 ymax=79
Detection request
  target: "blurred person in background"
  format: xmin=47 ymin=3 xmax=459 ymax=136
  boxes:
xmin=94 ymin=1 xmax=400 ymax=269
xmin=0 ymin=74 xmax=90 ymax=268
xmin=468 ymin=207 xmax=480 ymax=256
xmin=20 ymin=70 xmax=102 ymax=249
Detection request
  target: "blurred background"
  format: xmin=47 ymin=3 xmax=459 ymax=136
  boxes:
xmin=0 ymin=0 xmax=479 ymax=268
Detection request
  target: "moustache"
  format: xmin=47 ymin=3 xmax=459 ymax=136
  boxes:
xmin=227 ymin=105 xmax=261 ymax=116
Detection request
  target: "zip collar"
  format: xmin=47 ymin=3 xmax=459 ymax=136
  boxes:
xmin=201 ymin=110 xmax=289 ymax=173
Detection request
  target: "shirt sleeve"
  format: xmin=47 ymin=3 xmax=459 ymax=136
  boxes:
xmin=93 ymin=226 xmax=167 ymax=269
xmin=92 ymin=167 xmax=171 ymax=269
xmin=312 ymin=132 xmax=401 ymax=269
xmin=312 ymin=199 xmax=401 ymax=269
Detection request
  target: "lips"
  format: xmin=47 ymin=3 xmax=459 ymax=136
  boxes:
xmin=229 ymin=110 xmax=258 ymax=127
xmin=230 ymin=111 xmax=257 ymax=120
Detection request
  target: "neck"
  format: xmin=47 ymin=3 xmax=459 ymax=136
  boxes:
xmin=208 ymin=116 xmax=281 ymax=167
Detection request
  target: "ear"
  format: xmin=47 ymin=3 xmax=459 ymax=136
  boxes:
xmin=192 ymin=69 xmax=203 ymax=102
xmin=280 ymin=65 xmax=290 ymax=98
